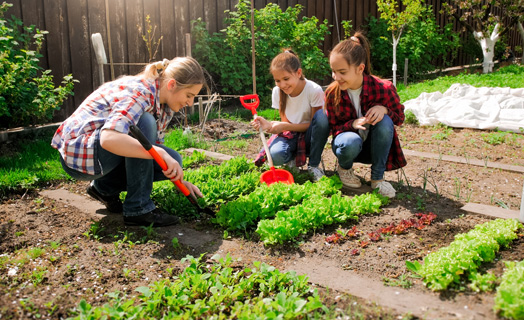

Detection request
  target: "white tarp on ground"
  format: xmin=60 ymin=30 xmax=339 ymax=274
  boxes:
xmin=403 ymin=83 xmax=524 ymax=132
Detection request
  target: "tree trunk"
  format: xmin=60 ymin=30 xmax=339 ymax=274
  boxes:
xmin=392 ymin=35 xmax=399 ymax=87
xmin=473 ymin=23 xmax=500 ymax=74
xmin=518 ymin=22 xmax=524 ymax=64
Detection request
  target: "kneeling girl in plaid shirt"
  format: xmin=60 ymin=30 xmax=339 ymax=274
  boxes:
xmin=325 ymin=32 xmax=407 ymax=198
xmin=51 ymin=57 xmax=209 ymax=227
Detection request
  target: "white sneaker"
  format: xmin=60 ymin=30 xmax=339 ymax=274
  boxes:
xmin=308 ymin=166 xmax=325 ymax=182
xmin=371 ymin=180 xmax=396 ymax=198
xmin=284 ymin=159 xmax=296 ymax=169
xmin=337 ymin=165 xmax=361 ymax=188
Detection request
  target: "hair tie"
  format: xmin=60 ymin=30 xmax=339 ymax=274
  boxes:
xmin=155 ymin=59 xmax=170 ymax=74
xmin=350 ymin=36 xmax=360 ymax=44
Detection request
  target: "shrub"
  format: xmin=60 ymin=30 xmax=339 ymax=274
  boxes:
xmin=0 ymin=2 xmax=77 ymax=129
xmin=192 ymin=0 xmax=330 ymax=102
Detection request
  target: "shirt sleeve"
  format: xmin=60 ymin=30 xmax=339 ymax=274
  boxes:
xmin=309 ymin=81 xmax=325 ymax=108
xmin=101 ymin=92 xmax=150 ymax=134
xmin=271 ymin=86 xmax=280 ymax=110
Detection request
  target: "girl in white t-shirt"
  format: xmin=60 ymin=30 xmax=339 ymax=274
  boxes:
xmin=251 ymin=49 xmax=329 ymax=181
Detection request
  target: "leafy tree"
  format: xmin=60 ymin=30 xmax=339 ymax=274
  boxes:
xmin=192 ymin=0 xmax=330 ymax=102
xmin=0 ymin=2 xmax=77 ymax=129
xmin=366 ymin=6 xmax=460 ymax=81
xmin=376 ymin=0 xmax=424 ymax=86
xmin=441 ymin=0 xmax=524 ymax=73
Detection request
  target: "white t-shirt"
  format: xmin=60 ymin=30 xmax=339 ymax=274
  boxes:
xmin=271 ymin=79 xmax=324 ymax=124
xmin=347 ymin=87 xmax=369 ymax=141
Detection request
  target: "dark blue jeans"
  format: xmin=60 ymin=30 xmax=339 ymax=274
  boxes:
xmin=268 ymin=109 xmax=330 ymax=167
xmin=60 ymin=112 xmax=182 ymax=216
xmin=332 ymin=114 xmax=394 ymax=181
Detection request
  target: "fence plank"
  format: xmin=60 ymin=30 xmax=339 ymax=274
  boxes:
xmin=347 ymin=0 xmax=356 ymax=30
xmin=43 ymin=0 xmax=74 ymax=118
xmin=297 ymin=0 xmax=307 ymax=18
xmin=307 ymin=0 xmax=315 ymax=17
xmin=108 ymin=0 xmax=129 ymax=78
xmin=216 ymin=0 xmax=229 ymax=31
xmin=204 ymin=0 xmax=218 ymax=34
xmin=5 ymin=0 xmax=21 ymax=18
xmin=143 ymin=0 xmax=162 ymax=62
xmin=126 ymin=0 xmax=146 ymax=75
xmin=21 ymin=0 xmax=48 ymax=70
xmin=159 ymin=0 xmax=177 ymax=59
xmin=66 ymin=0 xmax=93 ymax=105
xmin=175 ymin=0 xmax=189 ymax=56
xmin=87 ymin=0 xmax=106 ymax=89
xmin=324 ymin=0 xmax=333 ymax=51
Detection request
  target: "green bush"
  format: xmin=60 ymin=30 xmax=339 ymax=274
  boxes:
xmin=0 ymin=2 xmax=77 ymax=129
xmin=192 ymin=0 xmax=330 ymax=102
xmin=365 ymin=5 xmax=460 ymax=80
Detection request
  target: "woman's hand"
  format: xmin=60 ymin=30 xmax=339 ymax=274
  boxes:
xmin=365 ymin=105 xmax=388 ymax=125
xmin=156 ymin=147 xmax=183 ymax=181
xmin=182 ymin=180 xmax=203 ymax=198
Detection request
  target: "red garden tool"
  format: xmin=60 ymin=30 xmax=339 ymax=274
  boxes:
xmin=240 ymin=94 xmax=294 ymax=186
xmin=129 ymin=125 xmax=215 ymax=217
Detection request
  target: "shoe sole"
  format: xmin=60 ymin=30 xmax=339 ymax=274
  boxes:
xmin=343 ymin=182 xmax=362 ymax=188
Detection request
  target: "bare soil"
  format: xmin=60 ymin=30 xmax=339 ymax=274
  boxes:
xmin=1 ymin=118 xmax=523 ymax=319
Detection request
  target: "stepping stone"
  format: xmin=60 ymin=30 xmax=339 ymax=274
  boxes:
xmin=283 ymin=256 xmax=494 ymax=319
xmin=461 ymin=202 xmax=520 ymax=220
xmin=183 ymin=148 xmax=234 ymax=161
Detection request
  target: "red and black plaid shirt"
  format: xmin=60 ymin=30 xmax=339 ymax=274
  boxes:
xmin=325 ymin=74 xmax=407 ymax=171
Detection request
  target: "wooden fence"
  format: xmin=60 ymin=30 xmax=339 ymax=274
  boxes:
xmin=5 ymin=0 xmax=522 ymax=121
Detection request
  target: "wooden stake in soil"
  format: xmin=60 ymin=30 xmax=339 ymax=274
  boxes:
xmin=520 ymin=180 xmax=524 ymax=222
xmin=250 ymin=0 xmax=256 ymax=94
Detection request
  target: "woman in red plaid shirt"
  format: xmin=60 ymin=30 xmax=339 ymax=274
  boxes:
xmin=52 ymin=57 xmax=209 ymax=227
xmin=325 ymin=32 xmax=407 ymax=198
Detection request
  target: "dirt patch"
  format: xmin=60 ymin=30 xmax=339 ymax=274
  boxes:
xmin=1 ymin=119 xmax=523 ymax=319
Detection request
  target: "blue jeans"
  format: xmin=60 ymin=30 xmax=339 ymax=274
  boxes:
xmin=332 ymin=115 xmax=394 ymax=181
xmin=269 ymin=109 xmax=330 ymax=167
xmin=60 ymin=112 xmax=182 ymax=216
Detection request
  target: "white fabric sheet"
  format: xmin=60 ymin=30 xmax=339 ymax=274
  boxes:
xmin=403 ymin=83 xmax=524 ymax=132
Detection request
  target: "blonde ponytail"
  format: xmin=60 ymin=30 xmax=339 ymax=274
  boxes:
xmin=140 ymin=57 xmax=210 ymax=94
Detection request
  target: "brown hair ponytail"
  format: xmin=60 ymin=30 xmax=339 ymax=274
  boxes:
xmin=328 ymin=31 xmax=372 ymax=113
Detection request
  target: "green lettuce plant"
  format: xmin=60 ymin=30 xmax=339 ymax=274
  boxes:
xmin=494 ymin=260 xmax=524 ymax=319
xmin=406 ymin=218 xmax=521 ymax=291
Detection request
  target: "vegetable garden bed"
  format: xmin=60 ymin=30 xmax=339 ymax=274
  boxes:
xmin=1 ymin=121 xmax=524 ymax=319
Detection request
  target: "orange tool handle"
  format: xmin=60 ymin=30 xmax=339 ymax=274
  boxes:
xmin=129 ymin=125 xmax=191 ymax=197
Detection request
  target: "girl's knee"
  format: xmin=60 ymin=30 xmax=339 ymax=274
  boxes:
xmin=373 ymin=115 xmax=394 ymax=135
xmin=333 ymin=139 xmax=361 ymax=159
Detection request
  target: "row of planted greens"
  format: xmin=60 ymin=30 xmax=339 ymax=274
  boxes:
xmin=406 ymin=218 xmax=523 ymax=319
xmin=72 ymin=254 xmax=330 ymax=319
